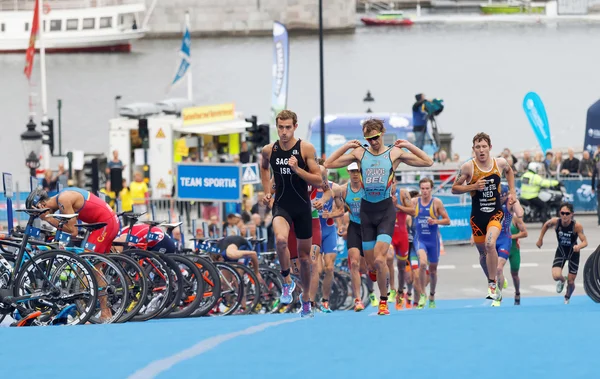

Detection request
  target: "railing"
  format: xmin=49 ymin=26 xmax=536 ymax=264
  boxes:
xmin=0 ymin=0 xmax=143 ymax=11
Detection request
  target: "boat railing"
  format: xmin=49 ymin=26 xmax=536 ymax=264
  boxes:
xmin=0 ymin=0 xmax=142 ymax=11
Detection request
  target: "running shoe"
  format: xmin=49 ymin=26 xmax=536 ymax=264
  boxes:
xmin=369 ymin=292 xmax=378 ymax=307
xmin=564 ymin=297 xmax=570 ymax=305
xmin=395 ymin=292 xmax=404 ymax=310
xmin=300 ymin=301 xmax=314 ymax=318
xmin=491 ymin=299 xmax=501 ymax=307
xmin=388 ymin=289 xmax=397 ymax=303
xmin=486 ymin=282 xmax=501 ymax=300
xmin=377 ymin=300 xmax=390 ymax=315
xmin=280 ymin=280 xmax=296 ymax=304
xmin=319 ymin=301 xmax=333 ymax=313
xmin=368 ymin=270 xmax=377 ymax=282
xmin=406 ymin=294 xmax=413 ymax=309
xmin=354 ymin=298 xmax=365 ymax=312
xmin=514 ymin=294 xmax=521 ymax=306
xmin=417 ymin=294 xmax=426 ymax=309
xmin=556 ymin=278 xmax=565 ymax=294
xmin=503 ymin=278 xmax=508 ymax=289
xmin=428 ymin=300 xmax=436 ymax=309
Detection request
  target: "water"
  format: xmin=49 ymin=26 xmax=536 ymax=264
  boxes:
xmin=2 ymin=22 xmax=600 ymax=185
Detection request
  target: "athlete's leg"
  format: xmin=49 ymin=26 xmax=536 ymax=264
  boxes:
xmin=308 ymin=245 xmax=322 ymax=303
xmin=552 ymin=248 xmax=567 ymax=295
xmin=321 ymin=253 xmax=337 ymax=305
xmin=509 ymin=247 xmax=521 ymax=298
xmin=348 ymin=248 xmax=362 ymax=299
xmin=373 ymin=241 xmax=391 ymax=300
xmin=386 ymin=247 xmax=396 ymax=299
xmin=484 ymin=226 xmax=501 ymax=285
xmin=428 ymin=262 xmax=438 ymax=301
xmin=475 ymin=243 xmax=489 ymax=279
xmin=273 ymin=216 xmax=292 ymax=284
xmin=297 ymin=237 xmax=313 ymax=302
xmin=565 ymin=252 xmax=581 ymax=302
xmin=396 ymin=258 xmax=406 ymax=307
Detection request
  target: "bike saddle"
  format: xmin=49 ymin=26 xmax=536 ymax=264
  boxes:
xmin=140 ymin=220 xmax=166 ymax=227
xmin=16 ymin=208 xmax=51 ymax=216
xmin=118 ymin=211 xmax=147 ymax=220
xmin=161 ymin=222 xmax=183 ymax=229
xmin=47 ymin=214 xmax=79 ymax=221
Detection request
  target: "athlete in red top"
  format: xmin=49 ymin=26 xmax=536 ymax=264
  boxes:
xmin=391 ymin=185 xmax=414 ymax=309
xmin=26 ymin=187 xmax=120 ymax=254
xmin=115 ymin=224 xmax=177 ymax=254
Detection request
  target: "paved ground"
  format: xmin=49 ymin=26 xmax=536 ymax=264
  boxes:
xmin=390 ymin=215 xmax=599 ymax=302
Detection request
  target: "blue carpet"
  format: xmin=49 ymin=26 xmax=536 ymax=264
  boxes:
xmin=2 ymin=296 xmax=598 ymax=379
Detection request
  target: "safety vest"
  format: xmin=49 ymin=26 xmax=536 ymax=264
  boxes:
xmin=520 ymin=171 xmax=542 ymax=200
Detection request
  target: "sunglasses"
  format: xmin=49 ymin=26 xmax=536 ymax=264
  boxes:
xmin=365 ymin=133 xmax=381 ymax=142
xmin=560 ymin=212 xmax=571 ymax=216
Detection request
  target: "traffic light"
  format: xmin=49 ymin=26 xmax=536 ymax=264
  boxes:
xmin=245 ymin=115 xmax=259 ymax=144
xmin=257 ymin=123 xmax=270 ymax=147
xmin=41 ymin=119 xmax=54 ymax=155
xmin=138 ymin=118 xmax=148 ymax=140
xmin=83 ymin=158 xmax=100 ymax=195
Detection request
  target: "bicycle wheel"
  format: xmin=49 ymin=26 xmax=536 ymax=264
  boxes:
xmin=256 ymin=267 xmax=284 ymax=314
xmin=584 ymin=250 xmax=600 ymax=302
xmin=109 ymin=253 xmax=148 ymax=323
xmin=165 ymin=254 xmax=204 ymax=318
xmin=212 ymin=262 xmax=244 ymax=316
xmin=156 ymin=253 xmax=184 ymax=319
xmin=123 ymin=249 xmax=173 ymax=322
xmin=229 ymin=263 xmax=261 ymax=315
xmin=187 ymin=255 xmax=222 ymax=317
xmin=81 ymin=253 xmax=130 ymax=324
xmin=14 ymin=250 xmax=99 ymax=325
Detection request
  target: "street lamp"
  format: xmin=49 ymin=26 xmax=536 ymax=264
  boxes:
xmin=20 ymin=118 xmax=43 ymax=177
xmin=364 ymin=90 xmax=375 ymax=113
xmin=318 ymin=0 xmax=325 ymax=159
xmin=114 ymin=95 xmax=122 ymax=117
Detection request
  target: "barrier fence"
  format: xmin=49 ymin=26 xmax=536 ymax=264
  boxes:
xmin=2 ymin=172 xmax=598 ymax=246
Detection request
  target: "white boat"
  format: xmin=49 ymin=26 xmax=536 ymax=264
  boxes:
xmin=0 ymin=0 xmax=148 ymax=53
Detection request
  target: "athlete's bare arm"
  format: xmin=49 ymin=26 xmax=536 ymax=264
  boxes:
xmin=508 ymin=198 xmax=524 ymax=219
xmin=451 ymin=161 xmax=484 ymax=194
xmin=536 ymin=217 xmax=558 ymax=248
xmin=47 ymin=194 xmax=79 ymax=236
xmin=497 ymin=157 xmax=517 ymax=204
xmin=323 ymin=140 xmax=363 ymax=169
xmin=260 ymin=144 xmax=273 ymax=204
xmin=431 ymin=198 xmax=451 ymax=226
xmin=395 ymin=188 xmax=416 ymax=216
xmin=512 ymin=216 xmax=528 ymax=240
xmin=574 ymin=223 xmax=588 ymax=252
xmin=326 ymin=183 xmax=346 ymax=219
xmin=313 ymin=166 xmax=333 ymax=211
xmin=289 ymin=141 xmax=322 ymax=188
xmin=392 ymin=139 xmax=434 ymax=168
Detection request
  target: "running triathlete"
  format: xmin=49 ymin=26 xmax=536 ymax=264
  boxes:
xmin=324 ymin=119 xmax=433 ymax=315
xmin=536 ymin=202 xmax=588 ymax=304
xmin=340 ymin=162 xmax=367 ymax=311
xmin=411 ymin=178 xmax=450 ymax=309
xmin=493 ymin=183 xmax=526 ymax=306
xmin=391 ymin=184 xmax=413 ymax=308
xmin=260 ymin=110 xmax=323 ymax=318
xmin=451 ymin=132 xmax=516 ymax=301
xmin=26 ymin=187 xmax=120 ymax=320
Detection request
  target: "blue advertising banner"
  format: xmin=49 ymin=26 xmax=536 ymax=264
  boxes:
xmin=523 ymin=92 xmax=552 ymax=153
xmin=176 ymin=164 xmax=242 ymax=202
xmin=439 ymin=204 xmax=472 ymax=243
xmin=584 ymin=99 xmax=600 ymax=152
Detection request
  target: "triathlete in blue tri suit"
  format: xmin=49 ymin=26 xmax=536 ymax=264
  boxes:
xmin=324 ymin=119 xmax=433 ymax=315
xmin=493 ymin=183 xmax=525 ymax=307
xmin=411 ymin=177 xmax=450 ymax=309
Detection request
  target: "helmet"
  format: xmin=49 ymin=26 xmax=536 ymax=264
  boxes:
xmin=25 ymin=189 xmax=49 ymax=209
xmin=527 ymin=162 xmax=542 ymax=174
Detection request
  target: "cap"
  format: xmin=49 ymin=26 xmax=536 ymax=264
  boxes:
xmin=347 ymin=162 xmax=359 ymax=171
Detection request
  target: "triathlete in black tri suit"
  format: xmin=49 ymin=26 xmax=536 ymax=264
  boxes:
xmin=260 ymin=110 xmax=323 ymax=318
xmin=536 ymin=202 xmax=588 ymax=304
xmin=217 ymin=235 xmax=264 ymax=283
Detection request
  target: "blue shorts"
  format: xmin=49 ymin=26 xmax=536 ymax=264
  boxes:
xmin=496 ymin=235 xmax=511 ymax=260
xmin=414 ymin=235 xmax=440 ymax=264
xmin=321 ymin=227 xmax=338 ymax=254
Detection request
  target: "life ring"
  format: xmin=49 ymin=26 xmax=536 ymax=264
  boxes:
xmin=43 ymin=3 xmax=51 ymax=14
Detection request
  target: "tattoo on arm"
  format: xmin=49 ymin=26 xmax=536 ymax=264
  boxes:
xmin=261 ymin=147 xmax=270 ymax=170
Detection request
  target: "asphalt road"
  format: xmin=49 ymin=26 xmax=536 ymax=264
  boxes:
xmin=390 ymin=215 xmax=599 ymax=301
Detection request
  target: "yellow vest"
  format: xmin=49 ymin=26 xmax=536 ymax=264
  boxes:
xmin=520 ymin=171 xmax=542 ymax=200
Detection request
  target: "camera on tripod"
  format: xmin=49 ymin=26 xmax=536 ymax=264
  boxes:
xmin=424 ymin=99 xmax=444 ymax=120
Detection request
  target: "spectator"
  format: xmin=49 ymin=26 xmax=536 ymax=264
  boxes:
xmin=500 ymin=148 xmax=519 ymax=168
xmin=452 ymin=153 xmax=460 ymax=162
xmin=119 ymin=179 xmax=133 ymax=212
xmin=548 ymin=151 xmax=562 ymax=178
xmin=250 ymin=191 xmax=271 ymax=218
xmin=544 ymin=151 xmax=553 ymax=176
xmin=534 ymin=151 xmax=544 ymax=163
xmin=223 ymin=213 xmax=241 ymax=236
xmin=594 ymin=145 xmax=600 ymax=162
xmin=251 ymin=213 xmax=263 ymax=227
xmin=130 ymin=172 xmax=149 ymax=213
xmin=208 ymin=215 xmax=219 ymax=237
xmin=560 ymin=148 xmax=580 ymax=175
xmin=438 ymin=149 xmax=450 ymax=163
xmin=108 ymin=150 xmax=124 ymax=170
xmin=579 ymin=150 xmax=594 ymax=177
xmin=412 ymin=93 xmax=428 ymax=150
xmin=42 ymin=170 xmax=58 ymax=192
xmin=239 ymin=141 xmax=251 ymax=164
xmin=241 ymin=198 xmax=253 ymax=223
xmin=432 ymin=151 xmax=440 ymax=163
xmin=100 ymin=180 xmax=117 ymax=210
xmin=516 ymin=151 xmax=532 ymax=175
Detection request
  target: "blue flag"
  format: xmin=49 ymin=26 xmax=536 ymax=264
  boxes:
xmin=523 ymin=92 xmax=552 ymax=153
xmin=171 ymin=26 xmax=191 ymax=86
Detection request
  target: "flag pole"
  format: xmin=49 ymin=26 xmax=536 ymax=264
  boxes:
xmin=185 ymin=11 xmax=192 ymax=102
xmin=38 ymin=0 xmax=48 ymax=121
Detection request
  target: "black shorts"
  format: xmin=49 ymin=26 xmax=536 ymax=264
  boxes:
xmin=151 ymin=235 xmax=177 ymax=254
xmin=552 ymin=247 xmax=580 ymax=275
xmin=359 ymin=198 xmax=396 ymax=249
xmin=272 ymin=203 xmax=312 ymax=240
xmin=347 ymin=221 xmax=364 ymax=257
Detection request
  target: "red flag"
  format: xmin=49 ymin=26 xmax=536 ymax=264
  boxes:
xmin=24 ymin=0 xmax=40 ymax=80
